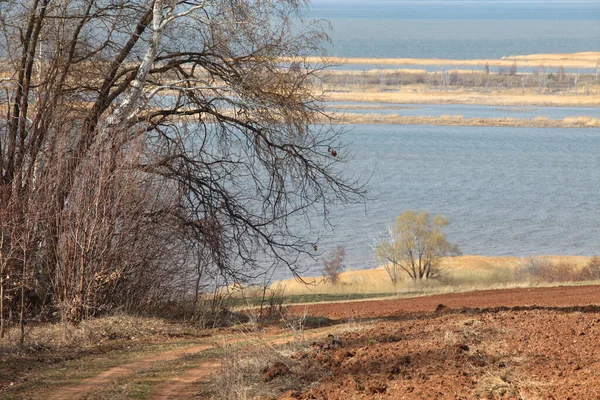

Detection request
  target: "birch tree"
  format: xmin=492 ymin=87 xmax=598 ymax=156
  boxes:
xmin=0 ymin=0 xmax=365 ymax=323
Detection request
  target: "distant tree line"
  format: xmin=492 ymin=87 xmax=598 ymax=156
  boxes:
xmin=325 ymin=66 xmax=599 ymax=94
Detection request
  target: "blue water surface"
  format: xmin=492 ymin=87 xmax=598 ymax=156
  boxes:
xmin=294 ymin=124 xmax=600 ymax=276
xmin=306 ymin=0 xmax=600 ymax=59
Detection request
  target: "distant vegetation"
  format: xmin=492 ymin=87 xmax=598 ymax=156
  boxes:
xmin=323 ymin=67 xmax=600 ymax=95
xmin=330 ymin=113 xmax=600 ymax=128
xmin=269 ymin=255 xmax=600 ymax=303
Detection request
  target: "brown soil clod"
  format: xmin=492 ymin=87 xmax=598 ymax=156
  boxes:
xmin=436 ymin=303 xmax=451 ymax=313
xmin=457 ymin=343 xmax=470 ymax=352
xmin=367 ymin=382 xmax=388 ymax=394
xmin=262 ymin=361 xmax=290 ymax=382
xmin=281 ymin=390 xmax=302 ymax=399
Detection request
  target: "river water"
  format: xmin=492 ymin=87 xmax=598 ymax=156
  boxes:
xmin=308 ymin=0 xmax=600 ymax=60
xmin=278 ymin=1 xmax=600 ymax=278
xmin=293 ymin=124 xmax=600 ymax=276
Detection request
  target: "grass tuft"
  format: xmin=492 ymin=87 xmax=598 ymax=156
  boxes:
xmin=0 ymin=314 xmax=201 ymax=356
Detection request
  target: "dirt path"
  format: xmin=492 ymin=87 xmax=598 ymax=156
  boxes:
xmin=149 ymin=329 xmax=337 ymax=400
xmin=45 ymin=343 xmax=214 ymax=400
xmin=149 ymin=360 xmax=221 ymax=400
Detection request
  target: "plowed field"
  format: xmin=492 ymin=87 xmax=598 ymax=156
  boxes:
xmin=281 ymin=285 xmax=600 ymax=399
xmin=287 ymin=285 xmax=600 ymax=319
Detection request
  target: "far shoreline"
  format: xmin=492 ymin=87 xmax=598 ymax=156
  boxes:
xmin=325 ymin=90 xmax=600 ymax=108
xmin=325 ymin=113 xmax=600 ymax=128
xmin=256 ymin=255 xmax=599 ymax=302
xmin=287 ymin=52 xmax=600 ymax=69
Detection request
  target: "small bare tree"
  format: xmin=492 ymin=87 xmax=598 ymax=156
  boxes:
xmin=557 ymin=65 xmax=565 ymax=82
xmin=321 ymin=245 xmax=346 ymax=284
xmin=375 ymin=211 xmax=460 ymax=284
xmin=0 ymin=197 xmax=10 ymax=338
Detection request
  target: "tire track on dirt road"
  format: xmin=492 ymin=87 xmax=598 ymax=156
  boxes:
xmin=149 ymin=327 xmax=344 ymax=400
xmin=149 ymin=360 xmax=220 ymax=400
xmin=46 ymin=342 xmax=215 ymax=400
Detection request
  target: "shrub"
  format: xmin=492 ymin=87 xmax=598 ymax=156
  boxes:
xmin=576 ymin=256 xmax=600 ymax=281
xmin=534 ymin=261 xmax=579 ymax=283
xmin=515 ymin=257 xmax=548 ymax=280
xmin=517 ymin=258 xmax=585 ymax=283
xmin=321 ymin=246 xmax=346 ymax=285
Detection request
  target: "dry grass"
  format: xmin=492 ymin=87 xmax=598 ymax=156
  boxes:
xmin=269 ymin=255 xmax=595 ymax=300
xmin=330 ymin=112 xmax=600 ymax=128
xmin=0 ymin=315 xmax=212 ymax=400
xmin=206 ymin=339 xmax=296 ymax=399
xmin=274 ymin=267 xmax=395 ymax=297
xmin=0 ymin=314 xmax=200 ymax=355
xmin=286 ymin=51 xmax=600 ymax=68
xmin=325 ymin=88 xmax=600 ymax=107
xmin=442 ymin=255 xmax=589 ymax=271
xmin=202 ymin=325 xmax=349 ymax=400
xmin=326 ymin=104 xmax=420 ymax=110
xmin=326 ymin=68 xmax=429 ymax=75
xmin=505 ymin=51 xmax=600 ymax=66
xmin=77 ymin=346 xmax=222 ymax=400
xmin=562 ymin=116 xmax=600 ymax=126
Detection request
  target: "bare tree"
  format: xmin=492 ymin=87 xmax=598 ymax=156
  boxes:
xmin=557 ymin=65 xmax=565 ymax=82
xmin=0 ymin=0 xmax=365 ymax=323
xmin=321 ymin=245 xmax=346 ymax=284
xmin=375 ymin=211 xmax=460 ymax=283
xmin=0 ymin=195 xmax=11 ymax=338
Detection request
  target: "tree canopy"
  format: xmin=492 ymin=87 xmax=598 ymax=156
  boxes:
xmin=375 ymin=210 xmax=460 ymax=284
xmin=0 ymin=0 xmax=364 ymax=329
